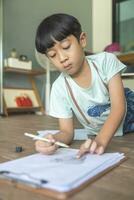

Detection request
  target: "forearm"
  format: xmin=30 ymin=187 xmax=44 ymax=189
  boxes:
xmin=95 ymin=106 xmax=126 ymax=147
xmin=52 ymin=118 xmax=74 ymax=145
xmin=53 ymin=130 xmax=74 ymax=145
xmin=96 ymin=73 xmax=127 ymax=148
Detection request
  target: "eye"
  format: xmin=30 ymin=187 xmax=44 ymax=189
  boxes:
xmin=63 ymin=45 xmax=70 ymax=50
xmin=61 ymin=40 xmax=71 ymax=50
xmin=49 ymin=54 xmax=56 ymax=58
xmin=47 ymin=52 xmax=56 ymax=58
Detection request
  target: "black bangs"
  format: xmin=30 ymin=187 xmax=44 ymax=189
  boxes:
xmin=35 ymin=13 xmax=82 ymax=54
xmin=43 ymin=26 xmax=71 ymax=53
xmin=36 ymin=21 xmax=72 ymax=54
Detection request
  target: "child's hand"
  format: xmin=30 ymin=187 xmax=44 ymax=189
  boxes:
xmin=76 ymin=138 xmax=105 ymax=158
xmin=35 ymin=134 xmax=58 ymax=155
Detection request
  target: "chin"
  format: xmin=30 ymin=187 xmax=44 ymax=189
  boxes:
xmin=68 ymin=72 xmax=78 ymax=77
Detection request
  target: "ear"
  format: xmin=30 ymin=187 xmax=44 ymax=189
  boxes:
xmin=79 ymin=32 xmax=87 ymax=48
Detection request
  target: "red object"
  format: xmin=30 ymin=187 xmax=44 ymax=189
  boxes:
xmin=25 ymin=96 xmax=33 ymax=106
xmin=104 ymin=42 xmax=121 ymax=53
xmin=15 ymin=95 xmax=33 ymax=107
xmin=15 ymin=97 xmax=23 ymax=106
xmin=21 ymin=96 xmax=27 ymax=106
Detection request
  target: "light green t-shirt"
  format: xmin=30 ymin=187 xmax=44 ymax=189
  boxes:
xmin=49 ymin=52 xmax=127 ymax=136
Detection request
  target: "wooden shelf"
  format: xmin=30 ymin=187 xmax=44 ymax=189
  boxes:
xmin=7 ymin=106 xmax=42 ymax=112
xmin=117 ymin=52 xmax=134 ymax=78
xmin=7 ymin=106 xmax=41 ymax=110
xmin=117 ymin=52 xmax=134 ymax=65
xmin=3 ymin=67 xmax=45 ymax=116
xmin=4 ymin=67 xmax=46 ymax=76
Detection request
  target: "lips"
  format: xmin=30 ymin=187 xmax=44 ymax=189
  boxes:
xmin=64 ymin=64 xmax=72 ymax=71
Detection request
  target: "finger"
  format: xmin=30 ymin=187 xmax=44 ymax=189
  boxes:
xmin=35 ymin=139 xmax=53 ymax=153
xmin=46 ymin=134 xmax=55 ymax=143
xmin=76 ymin=144 xmax=86 ymax=159
xmin=35 ymin=139 xmax=51 ymax=148
xmin=95 ymin=146 xmax=104 ymax=155
xmin=89 ymin=140 xmax=97 ymax=154
xmin=36 ymin=143 xmax=58 ymax=155
xmin=84 ymin=139 xmax=92 ymax=149
xmin=35 ymin=140 xmax=47 ymax=148
xmin=76 ymin=139 xmax=92 ymax=159
xmin=43 ymin=144 xmax=58 ymax=155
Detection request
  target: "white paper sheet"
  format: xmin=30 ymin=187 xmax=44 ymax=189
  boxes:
xmin=0 ymin=148 xmax=125 ymax=192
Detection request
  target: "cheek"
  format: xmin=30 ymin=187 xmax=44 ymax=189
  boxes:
xmin=73 ymin=48 xmax=84 ymax=63
xmin=50 ymin=59 xmax=62 ymax=71
xmin=72 ymin=44 xmax=83 ymax=56
xmin=49 ymin=58 xmax=58 ymax=66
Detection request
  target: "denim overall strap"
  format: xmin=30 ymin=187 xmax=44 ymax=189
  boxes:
xmin=64 ymin=77 xmax=91 ymax=124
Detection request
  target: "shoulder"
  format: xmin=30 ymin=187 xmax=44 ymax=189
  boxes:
xmin=51 ymin=73 xmax=68 ymax=97
xmin=87 ymin=52 xmax=126 ymax=73
xmin=87 ymin=52 xmax=117 ymax=65
xmin=88 ymin=52 xmax=126 ymax=83
xmin=52 ymin=73 xmax=65 ymax=90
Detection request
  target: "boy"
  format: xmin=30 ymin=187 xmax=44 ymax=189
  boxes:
xmin=35 ymin=13 xmax=134 ymax=158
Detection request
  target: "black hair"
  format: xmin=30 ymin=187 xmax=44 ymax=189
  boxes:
xmin=35 ymin=13 xmax=82 ymax=54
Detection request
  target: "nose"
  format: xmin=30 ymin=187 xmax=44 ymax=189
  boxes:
xmin=58 ymin=51 xmax=68 ymax=63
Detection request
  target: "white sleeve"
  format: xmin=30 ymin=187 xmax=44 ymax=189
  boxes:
xmin=48 ymin=82 xmax=73 ymax=118
xmin=102 ymin=52 xmax=127 ymax=83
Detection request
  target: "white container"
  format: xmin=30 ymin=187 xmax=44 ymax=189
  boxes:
xmin=6 ymin=58 xmax=32 ymax=70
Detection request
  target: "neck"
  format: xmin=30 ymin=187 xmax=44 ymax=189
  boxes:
xmin=72 ymin=58 xmax=91 ymax=88
xmin=72 ymin=58 xmax=89 ymax=78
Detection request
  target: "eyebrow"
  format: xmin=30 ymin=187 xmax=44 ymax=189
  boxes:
xmin=46 ymin=38 xmax=70 ymax=54
xmin=60 ymin=38 xmax=69 ymax=43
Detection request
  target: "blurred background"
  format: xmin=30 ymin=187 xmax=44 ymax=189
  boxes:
xmin=0 ymin=0 xmax=134 ymax=116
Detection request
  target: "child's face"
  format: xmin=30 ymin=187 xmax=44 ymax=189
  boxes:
xmin=46 ymin=33 xmax=87 ymax=76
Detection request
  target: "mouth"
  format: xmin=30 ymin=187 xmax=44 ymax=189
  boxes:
xmin=64 ymin=64 xmax=72 ymax=71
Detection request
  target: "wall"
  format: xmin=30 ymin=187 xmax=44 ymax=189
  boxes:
xmin=3 ymin=0 xmax=92 ymax=66
xmin=92 ymin=0 xmax=112 ymax=53
xmin=3 ymin=0 xmax=134 ymax=109
xmin=3 ymin=0 xmax=92 ymax=106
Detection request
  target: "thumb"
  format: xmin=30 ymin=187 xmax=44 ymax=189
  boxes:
xmin=46 ymin=134 xmax=55 ymax=143
xmin=95 ymin=146 xmax=104 ymax=155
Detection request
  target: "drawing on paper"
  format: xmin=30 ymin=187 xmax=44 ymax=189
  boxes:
xmin=50 ymin=155 xmax=86 ymax=164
